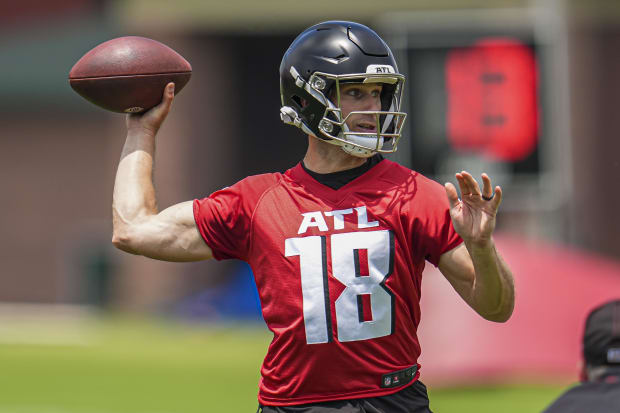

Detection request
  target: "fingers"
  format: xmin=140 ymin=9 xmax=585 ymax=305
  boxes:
xmin=444 ymin=182 xmax=459 ymax=209
xmin=480 ymin=172 xmax=502 ymax=208
xmin=454 ymin=173 xmax=469 ymax=196
xmin=455 ymin=171 xmax=480 ymax=196
xmin=481 ymin=173 xmax=493 ymax=199
xmin=492 ymin=185 xmax=502 ymax=209
xmin=455 ymin=171 xmax=502 ymax=207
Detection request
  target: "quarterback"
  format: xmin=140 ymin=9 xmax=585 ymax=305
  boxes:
xmin=112 ymin=21 xmax=515 ymax=413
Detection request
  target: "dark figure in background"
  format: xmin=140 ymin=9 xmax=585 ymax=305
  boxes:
xmin=543 ymin=299 xmax=620 ymax=413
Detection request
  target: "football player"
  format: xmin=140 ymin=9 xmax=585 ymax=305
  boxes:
xmin=112 ymin=21 xmax=515 ymax=413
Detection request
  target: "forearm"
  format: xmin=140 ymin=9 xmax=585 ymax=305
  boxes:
xmin=112 ymin=129 xmax=158 ymax=234
xmin=108 ymin=83 xmax=211 ymax=261
xmin=110 ymin=133 xmax=213 ymax=261
xmin=465 ymin=239 xmax=515 ymax=322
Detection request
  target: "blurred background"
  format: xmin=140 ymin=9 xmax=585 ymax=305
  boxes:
xmin=1 ymin=0 xmax=620 ymax=411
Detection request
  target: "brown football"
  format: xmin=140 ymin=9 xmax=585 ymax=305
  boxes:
xmin=69 ymin=36 xmax=192 ymax=113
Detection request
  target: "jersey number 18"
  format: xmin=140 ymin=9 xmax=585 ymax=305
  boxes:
xmin=285 ymin=230 xmax=395 ymax=344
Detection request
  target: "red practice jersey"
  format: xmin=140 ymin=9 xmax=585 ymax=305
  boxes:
xmin=193 ymin=159 xmax=462 ymax=406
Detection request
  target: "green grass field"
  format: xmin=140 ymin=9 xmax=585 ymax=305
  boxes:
xmin=0 ymin=316 xmax=567 ymax=412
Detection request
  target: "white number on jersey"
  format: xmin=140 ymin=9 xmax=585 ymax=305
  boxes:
xmin=285 ymin=230 xmax=394 ymax=344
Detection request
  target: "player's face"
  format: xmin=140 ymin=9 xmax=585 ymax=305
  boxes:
xmin=336 ymin=83 xmax=383 ymax=133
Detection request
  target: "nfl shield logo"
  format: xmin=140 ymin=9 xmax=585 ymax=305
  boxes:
xmin=384 ymin=377 xmax=391 ymax=386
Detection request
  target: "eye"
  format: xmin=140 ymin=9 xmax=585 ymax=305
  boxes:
xmin=345 ymin=88 xmax=362 ymax=98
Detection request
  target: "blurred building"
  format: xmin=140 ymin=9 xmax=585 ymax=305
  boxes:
xmin=0 ymin=0 xmax=619 ymax=330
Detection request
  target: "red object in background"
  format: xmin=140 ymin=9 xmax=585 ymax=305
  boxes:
xmin=445 ymin=38 xmax=538 ymax=162
xmin=418 ymin=234 xmax=620 ymax=386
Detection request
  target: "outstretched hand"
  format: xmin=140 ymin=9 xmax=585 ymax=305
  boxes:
xmin=444 ymin=171 xmax=502 ymax=247
xmin=126 ymin=82 xmax=175 ymax=137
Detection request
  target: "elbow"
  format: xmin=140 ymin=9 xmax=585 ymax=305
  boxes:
xmin=481 ymin=301 xmax=515 ymax=323
xmin=484 ymin=310 xmax=512 ymax=323
xmin=111 ymin=232 xmax=127 ymax=250
xmin=112 ymin=228 xmax=139 ymax=255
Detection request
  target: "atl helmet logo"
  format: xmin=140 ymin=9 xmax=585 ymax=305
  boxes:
xmin=366 ymin=65 xmax=395 ymax=74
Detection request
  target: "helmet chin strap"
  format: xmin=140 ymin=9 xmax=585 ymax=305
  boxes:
xmin=340 ymin=134 xmax=383 ymax=158
xmin=316 ymin=128 xmax=378 ymax=158
xmin=337 ymin=122 xmax=383 ymax=158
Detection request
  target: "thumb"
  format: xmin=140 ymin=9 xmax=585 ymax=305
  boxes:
xmin=444 ymin=182 xmax=459 ymax=209
xmin=145 ymin=83 xmax=175 ymax=124
xmin=125 ymin=83 xmax=175 ymax=135
xmin=157 ymin=82 xmax=175 ymax=113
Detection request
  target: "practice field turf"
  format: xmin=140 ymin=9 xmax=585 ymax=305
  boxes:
xmin=0 ymin=316 xmax=566 ymax=413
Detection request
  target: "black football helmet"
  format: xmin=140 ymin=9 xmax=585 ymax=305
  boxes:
xmin=279 ymin=21 xmax=406 ymax=158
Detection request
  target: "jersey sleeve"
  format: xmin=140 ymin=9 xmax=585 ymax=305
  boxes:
xmin=412 ymin=177 xmax=463 ymax=267
xmin=425 ymin=205 xmax=463 ymax=266
xmin=193 ymin=174 xmax=279 ymax=261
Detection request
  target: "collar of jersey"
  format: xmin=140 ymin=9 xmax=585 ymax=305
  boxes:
xmin=301 ymin=154 xmax=383 ymax=190
xmin=287 ymin=158 xmax=392 ymax=205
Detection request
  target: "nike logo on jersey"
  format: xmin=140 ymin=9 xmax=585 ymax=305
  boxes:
xmin=298 ymin=206 xmax=379 ymax=234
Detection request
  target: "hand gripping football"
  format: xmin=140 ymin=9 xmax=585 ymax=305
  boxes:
xmin=69 ymin=36 xmax=192 ymax=113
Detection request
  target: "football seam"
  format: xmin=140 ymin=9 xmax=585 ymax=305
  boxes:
xmin=69 ymin=71 xmax=192 ymax=80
